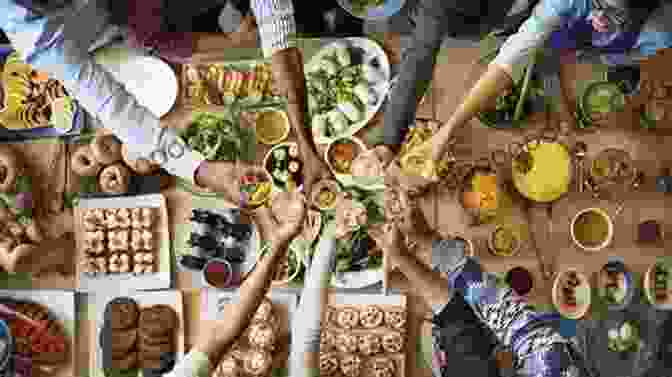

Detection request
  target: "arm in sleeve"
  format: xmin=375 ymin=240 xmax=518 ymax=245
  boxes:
xmin=2 ymin=4 xmax=206 ymax=184
xmin=634 ymin=1 xmax=672 ymax=58
xmin=491 ymin=0 xmax=572 ymax=74
xmin=289 ymin=237 xmax=338 ymax=377
xmin=163 ymin=351 xmax=211 ymax=377
xmin=251 ymin=0 xmax=297 ymax=58
xmin=382 ymin=0 xmax=452 ymax=147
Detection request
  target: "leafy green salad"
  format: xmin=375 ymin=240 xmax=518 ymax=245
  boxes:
xmin=181 ymin=111 xmax=256 ymax=161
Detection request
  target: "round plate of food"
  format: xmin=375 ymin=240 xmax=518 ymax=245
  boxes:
xmin=336 ymin=0 xmax=406 ymax=20
xmin=263 ymin=142 xmax=305 ymax=192
xmin=579 ymin=81 xmax=626 ymax=127
xmin=306 ymin=38 xmax=391 ymax=145
xmin=644 ymin=259 xmax=672 ymax=310
xmin=325 ymin=136 xmax=373 ymax=189
xmin=552 ymin=269 xmax=591 ymax=319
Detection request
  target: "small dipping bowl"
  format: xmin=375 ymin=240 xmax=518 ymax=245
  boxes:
xmin=505 ymin=267 xmax=534 ymax=298
xmin=598 ymin=258 xmax=634 ymax=311
xmin=570 ymin=207 xmax=614 ymax=252
xmin=203 ymin=259 xmax=237 ymax=289
xmin=0 ymin=320 xmax=13 ymax=374
xmin=489 ymin=226 xmax=522 ymax=257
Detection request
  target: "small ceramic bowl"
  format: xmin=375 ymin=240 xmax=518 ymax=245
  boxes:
xmin=597 ymin=258 xmax=634 ymax=311
xmin=643 ymin=259 xmax=672 ymax=310
xmin=325 ymin=137 xmax=367 ymax=183
xmin=311 ymin=179 xmax=340 ymax=211
xmin=202 ymin=258 xmax=235 ymax=289
xmin=488 ymin=226 xmax=522 ymax=257
xmin=552 ymin=268 xmax=591 ymax=319
xmin=570 ymin=207 xmax=614 ymax=252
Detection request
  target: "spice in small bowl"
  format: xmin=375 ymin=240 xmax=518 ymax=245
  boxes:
xmin=203 ymin=259 xmax=236 ymax=288
xmin=638 ymin=220 xmax=662 ymax=244
xmin=489 ymin=226 xmax=521 ymax=256
xmin=505 ymin=267 xmax=534 ymax=297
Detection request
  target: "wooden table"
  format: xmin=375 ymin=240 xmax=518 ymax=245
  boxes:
xmin=23 ymin=34 xmax=671 ymax=377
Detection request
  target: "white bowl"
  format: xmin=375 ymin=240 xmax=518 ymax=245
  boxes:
xmin=570 ymin=207 xmax=614 ymax=252
xmin=552 ymin=268 xmax=591 ymax=319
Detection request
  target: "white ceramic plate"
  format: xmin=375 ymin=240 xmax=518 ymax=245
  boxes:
xmin=336 ymin=0 xmax=406 ymax=20
xmin=306 ymin=37 xmax=391 ymax=145
xmin=552 ymin=269 xmax=591 ymax=319
xmin=94 ymin=43 xmax=178 ymax=118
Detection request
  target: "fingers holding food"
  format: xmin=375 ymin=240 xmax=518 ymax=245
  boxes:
xmin=99 ymin=164 xmax=131 ymax=195
xmin=121 ymin=144 xmax=160 ymax=176
xmin=71 ymin=145 xmax=102 ymax=177
xmin=0 ymin=144 xmax=20 ymax=193
xmin=91 ymin=134 xmax=122 ymax=165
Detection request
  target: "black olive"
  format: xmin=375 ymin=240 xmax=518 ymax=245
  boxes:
xmin=224 ymin=247 xmax=246 ymax=264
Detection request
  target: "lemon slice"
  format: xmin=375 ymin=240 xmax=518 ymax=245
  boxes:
xmin=50 ymin=97 xmax=75 ymax=132
xmin=255 ymin=110 xmax=290 ymax=145
xmin=248 ymin=182 xmax=273 ymax=207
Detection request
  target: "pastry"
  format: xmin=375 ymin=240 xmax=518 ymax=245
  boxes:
xmin=252 ymin=298 xmax=274 ymax=323
xmin=139 ymin=305 xmax=177 ymax=337
xmin=381 ymin=331 xmax=404 ymax=353
xmin=324 ymin=307 xmax=337 ymax=326
xmin=214 ymin=354 xmax=241 ymax=377
xmin=246 ymin=321 xmax=276 ymax=350
xmin=339 ymin=353 xmax=362 ymax=377
xmin=139 ymin=355 xmax=165 ymax=370
xmin=366 ymin=357 xmax=396 ymax=377
xmin=133 ymin=264 xmax=156 ymax=274
xmin=384 ymin=308 xmax=407 ymax=331
xmin=108 ymin=253 xmax=131 ymax=273
xmin=335 ymin=333 xmax=358 ymax=354
xmin=131 ymin=229 xmax=154 ymax=251
xmin=321 ymin=330 xmax=336 ymax=351
xmin=358 ymin=333 xmax=382 ymax=356
xmin=108 ymin=230 xmax=129 ymax=252
xmin=335 ymin=307 xmax=360 ymax=329
xmin=110 ymin=328 xmax=137 ymax=357
xmin=242 ymin=349 xmax=273 ymax=376
xmin=83 ymin=209 xmax=106 ymax=230
xmin=140 ymin=339 xmax=173 ymax=359
xmin=131 ymin=208 xmax=155 ymax=229
xmin=106 ymin=297 xmax=139 ymax=330
xmin=320 ymin=352 xmax=340 ymax=376
xmin=91 ymin=134 xmax=123 ymax=165
xmin=229 ymin=340 xmax=246 ymax=360
xmin=99 ymin=163 xmax=131 ymax=195
xmin=111 ymin=351 xmax=138 ymax=370
xmin=139 ymin=329 xmax=172 ymax=346
xmin=133 ymin=252 xmax=155 ymax=265
xmin=359 ymin=305 xmax=384 ymax=328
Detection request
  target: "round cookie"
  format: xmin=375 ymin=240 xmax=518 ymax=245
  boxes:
xmin=335 ymin=307 xmax=360 ymax=329
xmin=110 ymin=328 xmax=138 ymax=357
xmin=321 ymin=330 xmax=336 ymax=351
xmin=382 ymin=331 xmax=404 ymax=354
xmin=111 ymin=351 xmax=138 ymax=370
xmin=340 ymin=353 xmax=362 ymax=377
xmin=251 ymin=298 xmax=274 ymax=323
xmin=139 ymin=329 xmax=172 ymax=346
xmin=366 ymin=357 xmax=396 ymax=377
xmin=242 ymin=349 xmax=273 ymax=376
xmin=335 ymin=333 xmax=358 ymax=354
xmin=384 ymin=308 xmax=407 ymax=331
xmin=358 ymin=333 xmax=382 ymax=356
xmin=360 ymin=305 xmax=384 ymax=328
xmin=214 ymin=354 xmax=241 ymax=377
xmin=105 ymin=297 xmax=139 ymax=330
xmin=140 ymin=340 xmax=174 ymax=360
xmin=320 ymin=352 xmax=340 ymax=376
xmin=139 ymin=305 xmax=177 ymax=337
xmin=246 ymin=321 xmax=276 ymax=350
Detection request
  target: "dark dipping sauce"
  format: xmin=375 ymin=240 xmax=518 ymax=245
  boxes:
xmin=204 ymin=260 xmax=233 ymax=288
xmin=506 ymin=267 xmax=533 ymax=296
xmin=638 ymin=220 xmax=662 ymax=244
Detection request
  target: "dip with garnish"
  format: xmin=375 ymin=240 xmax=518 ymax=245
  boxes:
xmin=312 ymin=180 xmax=339 ymax=211
xmin=512 ymin=142 xmax=571 ymax=203
xmin=328 ymin=139 xmax=361 ymax=175
xmin=571 ymin=208 xmax=613 ymax=252
xmin=240 ymin=171 xmax=273 ymax=208
xmin=203 ymin=259 xmax=235 ymax=288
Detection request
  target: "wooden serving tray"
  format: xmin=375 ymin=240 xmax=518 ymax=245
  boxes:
xmin=90 ymin=291 xmax=185 ymax=377
xmin=324 ymin=293 xmax=408 ymax=377
xmin=74 ymin=194 xmax=171 ymax=292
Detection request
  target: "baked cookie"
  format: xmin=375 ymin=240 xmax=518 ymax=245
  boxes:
xmin=358 ymin=334 xmax=382 ymax=356
xmin=213 ymin=354 xmax=241 ymax=377
xmin=229 ymin=340 xmax=246 ymax=360
xmin=335 ymin=307 xmax=360 ymax=329
xmin=110 ymin=328 xmax=138 ymax=357
xmin=384 ymin=308 xmax=407 ymax=331
xmin=340 ymin=353 xmax=362 ymax=377
xmin=335 ymin=333 xmax=358 ymax=354
xmin=139 ymin=305 xmax=177 ymax=337
xmin=139 ymin=356 xmax=165 ymax=370
xmin=320 ymin=330 xmax=336 ymax=351
xmin=252 ymin=298 xmax=274 ymax=323
xmin=246 ymin=321 xmax=276 ymax=350
xmin=324 ymin=307 xmax=337 ymax=326
xmin=106 ymin=297 xmax=139 ymax=330
xmin=139 ymin=329 xmax=172 ymax=346
xmin=359 ymin=305 xmax=384 ymax=328
xmin=111 ymin=351 xmax=138 ymax=370
xmin=242 ymin=349 xmax=273 ymax=376
xmin=139 ymin=340 xmax=173 ymax=360
xmin=366 ymin=357 xmax=396 ymax=377
xmin=381 ymin=331 xmax=404 ymax=354
xmin=84 ymin=209 xmax=106 ymax=231
xmin=320 ymin=352 xmax=340 ymax=376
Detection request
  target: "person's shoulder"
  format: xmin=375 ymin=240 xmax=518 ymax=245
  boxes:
xmin=537 ymin=0 xmax=589 ymax=18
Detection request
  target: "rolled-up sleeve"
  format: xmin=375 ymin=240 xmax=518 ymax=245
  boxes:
xmin=491 ymin=0 xmax=570 ymax=69
xmin=165 ymin=351 xmax=211 ymax=377
xmin=251 ymin=0 xmax=297 ymax=58
xmin=1 ymin=0 xmax=205 ymax=184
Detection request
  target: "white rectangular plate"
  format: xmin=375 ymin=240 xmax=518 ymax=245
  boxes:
xmin=75 ymin=194 xmax=171 ymax=292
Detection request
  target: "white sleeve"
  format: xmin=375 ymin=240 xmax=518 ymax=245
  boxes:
xmin=251 ymin=0 xmax=297 ymax=58
xmin=164 ymin=351 xmax=212 ymax=377
xmin=2 ymin=0 xmax=205 ymax=184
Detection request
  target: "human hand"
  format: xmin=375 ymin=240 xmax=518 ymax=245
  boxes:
xmin=384 ymin=187 xmax=434 ymax=238
xmin=195 ymin=160 xmax=265 ymax=205
xmin=302 ymin=149 xmax=331 ymax=195
xmin=267 ymin=191 xmax=307 ymax=247
xmin=378 ymin=223 xmax=407 ymax=261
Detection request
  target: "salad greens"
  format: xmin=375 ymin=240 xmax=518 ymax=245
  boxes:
xmin=608 ymin=321 xmax=640 ymax=354
xmin=181 ymin=111 xmax=256 ymax=161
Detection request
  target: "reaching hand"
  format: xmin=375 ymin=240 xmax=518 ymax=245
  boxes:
xmin=379 ymin=223 xmax=407 ymax=261
xmin=372 ymin=145 xmax=395 ymax=169
xmin=302 ymin=150 xmax=331 ymax=196
xmin=195 ymin=161 xmax=266 ymax=205
xmin=385 ymin=186 xmax=434 ymax=238
xmin=267 ymin=191 xmax=307 ymax=247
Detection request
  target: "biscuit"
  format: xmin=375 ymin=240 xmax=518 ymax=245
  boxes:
xmin=110 ymin=329 xmax=137 ymax=357
xmin=381 ymin=331 xmax=404 ymax=354
xmin=339 ymin=353 xmax=362 ymax=377
xmin=358 ymin=333 xmax=382 ymax=356
xmin=111 ymin=351 xmax=138 ymax=370
xmin=366 ymin=356 xmax=396 ymax=377
xmin=139 ymin=340 xmax=174 ymax=360
xmin=139 ymin=305 xmax=177 ymax=336
xmin=359 ymin=305 xmax=384 ymax=328
xmin=335 ymin=333 xmax=358 ymax=354
xmin=139 ymin=328 xmax=172 ymax=346
xmin=320 ymin=352 xmax=339 ymax=376
xmin=335 ymin=307 xmax=359 ymax=329
xmin=105 ymin=297 xmax=139 ymax=330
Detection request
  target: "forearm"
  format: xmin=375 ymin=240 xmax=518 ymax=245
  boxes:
xmin=290 ymin=238 xmax=337 ymax=377
xmin=435 ymin=64 xmax=513 ymax=144
xmin=194 ymin=242 xmax=287 ymax=364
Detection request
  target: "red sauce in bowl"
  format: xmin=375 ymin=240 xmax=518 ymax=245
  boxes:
xmin=204 ymin=260 xmax=234 ymax=288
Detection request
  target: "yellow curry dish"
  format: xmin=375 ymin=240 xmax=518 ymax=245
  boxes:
xmin=254 ymin=110 xmax=290 ymax=145
xmin=512 ymin=142 xmax=571 ymax=203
